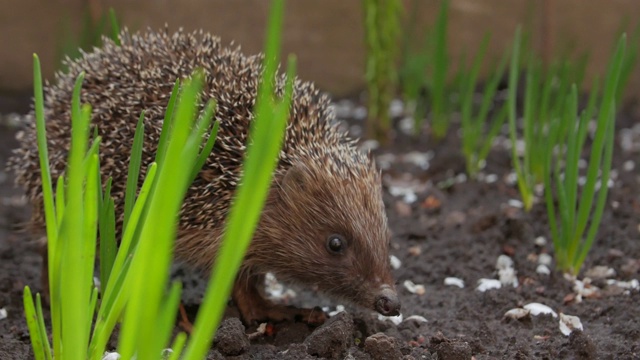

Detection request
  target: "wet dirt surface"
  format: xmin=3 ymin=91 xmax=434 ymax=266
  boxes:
xmin=1 ymin=96 xmax=639 ymax=359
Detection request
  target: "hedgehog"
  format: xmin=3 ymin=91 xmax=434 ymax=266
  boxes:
xmin=9 ymin=27 xmax=401 ymax=325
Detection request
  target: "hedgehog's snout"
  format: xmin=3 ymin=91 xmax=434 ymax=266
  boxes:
xmin=374 ymin=285 xmax=401 ymax=316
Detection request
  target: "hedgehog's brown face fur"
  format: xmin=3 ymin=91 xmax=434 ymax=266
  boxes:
xmin=248 ymin=153 xmax=400 ymax=316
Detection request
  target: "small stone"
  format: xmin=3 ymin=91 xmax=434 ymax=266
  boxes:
xmin=476 ymin=279 xmax=502 ymax=292
xmin=559 ymin=313 xmax=584 ymax=336
xmin=403 ymin=280 xmax=426 ymax=295
xmin=508 ymin=199 xmax=523 ymax=208
xmin=538 ymin=253 xmax=553 ymax=266
xmin=305 ymin=312 xmax=354 ymax=359
xmin=407 ymin=245 xmax=421 ymax=256
xmin=534 ymin=236 xmax=547 ymax=246
xmin=503 ymin=308 xmax=530 ymax=320
xmin=431 ymin=332 xmax=473 ymax=360
xmin=445 ymin=211 xmax=466 ymax=227
xmin=213 ymin=318 xmax=250 ymax=356
xmin=523 ymin=302 xmax=557 ymax=318
xmin=536 ymin=264 xmax=551 ymax=275
xmin=395 ymin=201 xmax=412 ymax=217
xmin=101 ymin=353 xmax=120 ymax=360
xmin=444 ymin=277 xmax=465 ymax=288
xmin=390 ymin=255 xmax=402 ymax=270
xmin=584 ymin=266 xmax=616 ymax=280
xmin=484 ymin=174 xmax=498 ymax=183
xmin=0 ymin=308 xmax=7 ymax=320
xmin=364 ymin=333 xmax=403 ymax=360
xmin=623 ymin=160 xmax=635 ymax=171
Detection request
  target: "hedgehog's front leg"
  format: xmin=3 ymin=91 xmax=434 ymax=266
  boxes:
xmin=232 ymin=272 xmax=327 ymax=327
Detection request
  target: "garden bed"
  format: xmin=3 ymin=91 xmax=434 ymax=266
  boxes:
xmin=1 ymin=95 xmax=639 ymax=359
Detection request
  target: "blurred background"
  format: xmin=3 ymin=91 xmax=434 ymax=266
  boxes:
xmin=1 ymin=0 xmax=638 ymax=114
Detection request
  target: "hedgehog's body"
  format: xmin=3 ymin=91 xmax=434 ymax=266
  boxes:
xmin=10 ymin=28 xmax=400 ymax=325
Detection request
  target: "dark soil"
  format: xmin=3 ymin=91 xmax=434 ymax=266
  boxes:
xmin=1 ymin=94 xmax=639 ymax=360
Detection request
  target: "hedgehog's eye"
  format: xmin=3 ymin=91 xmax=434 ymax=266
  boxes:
xmin=326 ymin=234 xmax=346 ymax=254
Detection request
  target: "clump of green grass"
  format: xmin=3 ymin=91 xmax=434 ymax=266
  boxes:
xmin=544 ymin=34 xmax=626 ymax=276
xmin=506 ymin=26 xmax=594 ymax=211
xmin=23 ymin=0 xmax=294 ymax=358
xmin=458 ymin=33 xmax=509 ymax=178
xmin=57 ymin=7 xmax=121 ymax=72
xmin=398 ymin=0 xmax=451 ymax=138
xmin=362 ymin=0 xmax=403 ymax=143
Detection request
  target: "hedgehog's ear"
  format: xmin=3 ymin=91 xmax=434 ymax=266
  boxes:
xmin=281 ymin=162 xmax=309 ymax=192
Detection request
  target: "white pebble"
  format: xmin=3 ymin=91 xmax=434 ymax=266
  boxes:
xmin=388 ymin=99 xmax=404 ymax=117
xmin=399 ymin=116 xmax=415 ymax=134
xmin=328 ymin=305 xmax=346 ymax=317
xmin=584 ymin=265 xmax=616 ymax=279
xmin=536 ymin=264 xmax=551 ymax=275
xmin=505 ymin=172 xmax=518 ymax=185
xmin=403 ymin=280 xmax=426 ymax=295
xmin=476 ymin=278 xmax=502 ymax=292
xmin=498 ymin=267 xmax=519 ymax=287
xmin=403 ymin=315 xmax=428 ymax=324
xmin=389 ymin=255 xmax=402 ymax=270
xmin=484 ymin=174 xmax=498 ymax=184
xmin=388 ymin=186 xmax=418 ymax=204
xmin=496 ymin=255 xmax=514 ymax=270
xmin=504 ymin=308 xmax=530 ymax=320
xmin=507 ymin=199 xmax=523 ymax=208
xmin=403 ymin=151 xmax=431 ymax=170
xmin=444 ymin=277 xmax=465 ymax=288
xmin=0 ymin=308 xmax=7 ymax=320
xmin=353 ymin=106 xmax=367 ymax=120
xmin=523 ymin=302 xmax=558 ymax=318
xmin=578 ymin=158 xmax=587 ymax=169
xmin=102 ymin=352 xmax=121 ymax=360
xmin=623 ymin=160 xmax=635 ymax=171
xmin=538 ymin=253 xmax=553 ymax=266
xmin=534 ymin=236 xmax=547 ymax=246
xmin=378 ymin=312 xmax=403 ymax=325
xmin=359 ymin=139 xmax=379 ymax=152
xmin=559 ymin=313 xmax=583 ymax=336
xmin=455 ymin=173 xmax=468 ymax=184
xmin=573 ymin=279 xmax=600 ymax=301
xmin=607 ymin=279 xmax=639 ymax=290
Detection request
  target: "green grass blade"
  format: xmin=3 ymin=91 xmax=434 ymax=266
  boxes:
xmin=431 ymin=0 xmax=450 ymax=138
xmin=108 ymin=8 xmax=121 ymax=45
xmin=82 ymin=151 xmax=100 ymax=338
xmin=477 ymin=103 xmax=508 ymax=163
xmin=99 ymin=178 xmax=116 ymax=294
xmin=574 ymin=102 xmax=615 ymax=270
xmin=168 ymin=333 xmax=187 ymax=360
xmin=155 ymin=79 xmax=181 ymax=168
xmin=507 ymin=26 xmax=532 ymax=209
xmin=107 ymin=163 xmax=157 ymax=286
xmin=461 ymin=33 xmax=489 ymax=170
xmin=562 ymin=85 xmax=580 ymax=241
xmin=35 ymin=293 xmax=52 ymax=360
xmin=123 ymin=111 xmax=145 ymax=231
xmin=23 ymin=287 xmax=46 ymax=360
xmin=155 ymin=281 xmax=183 ymax=358
xmin=522 ymin=54 xmax=538 ymax=185
xmin=573 ymin=34 xmax=625 ymax=246
xmin=190 ymin=102 xmax=220 ymax=183
xmin=59 ymin=85 xmax=92 ymax=359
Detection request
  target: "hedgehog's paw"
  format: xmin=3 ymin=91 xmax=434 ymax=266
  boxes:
xmin=233 ymin=278 xmax=327 ymax=326
xmin=263 ymin=304 xmax=327 ymax=326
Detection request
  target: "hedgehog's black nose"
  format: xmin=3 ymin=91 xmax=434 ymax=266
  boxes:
xmin=375 ymin=285 xmax=401 ymax=316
